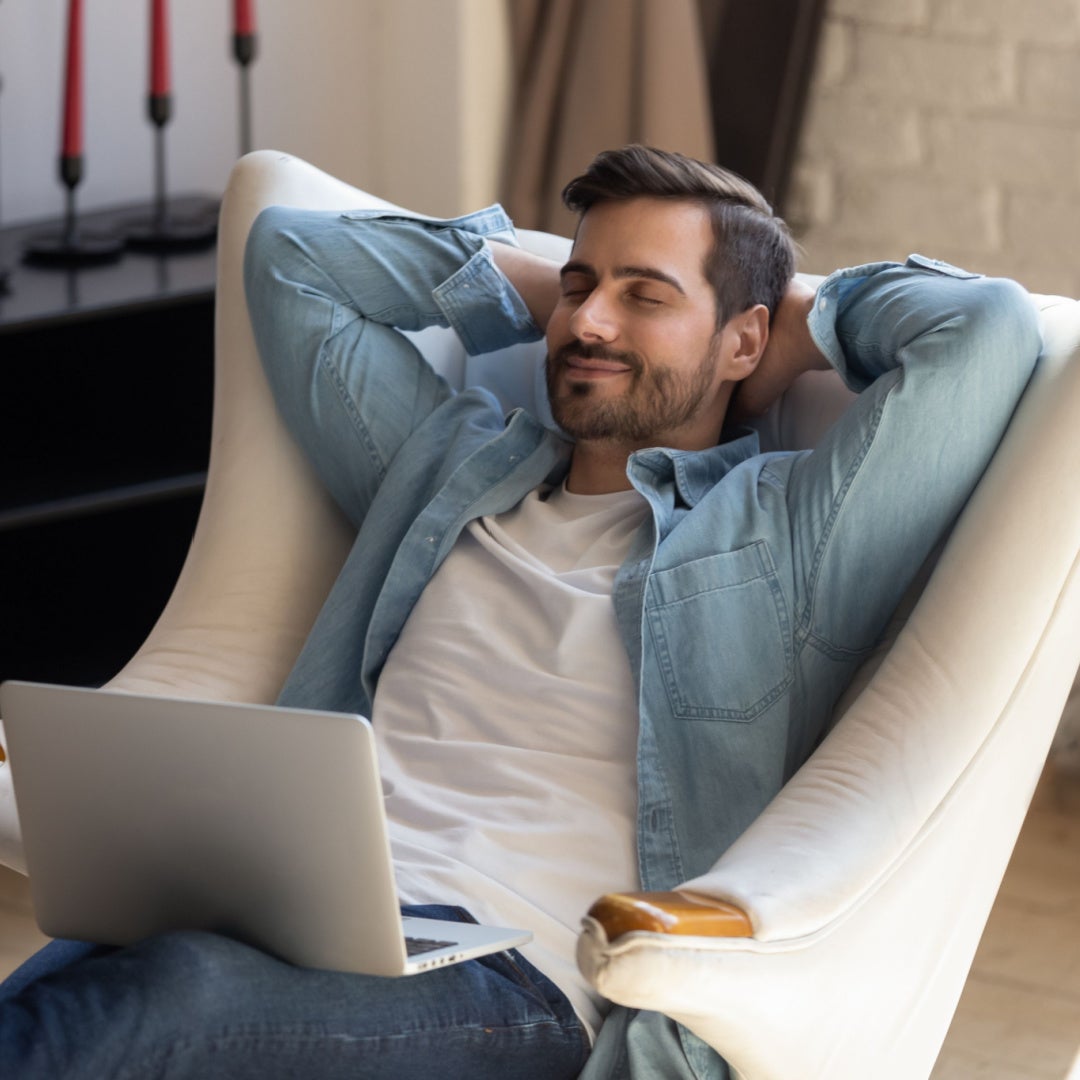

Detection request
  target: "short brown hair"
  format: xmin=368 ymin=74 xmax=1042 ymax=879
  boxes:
xmin=561 ymin=145 xmax=795 ymax=326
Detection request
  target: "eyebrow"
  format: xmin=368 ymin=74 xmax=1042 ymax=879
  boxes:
xmin=560 ymin=260 xmax=687 ymax=297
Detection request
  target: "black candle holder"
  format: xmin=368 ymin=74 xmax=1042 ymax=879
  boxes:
xmin=23 ymin=154 xmax=125 ymax=268
xmin=125 ymin=92 xmax=216 ymax=253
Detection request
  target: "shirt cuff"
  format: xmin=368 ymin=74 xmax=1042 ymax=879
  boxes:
xmin=433 ymin=245 xmax=545 ymax=356
xmin=342 ymin=203 xmax=545 ymax=356
xmin=806 ymin=255 xmax=984 ymax=393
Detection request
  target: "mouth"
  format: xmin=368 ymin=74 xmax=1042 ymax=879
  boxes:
xmin=562 ymin=356 xmax=633 ymax=378
xmin=553 ymin=344 xmax=638 ymax=381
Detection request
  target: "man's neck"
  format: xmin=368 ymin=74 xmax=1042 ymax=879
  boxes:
xmin=565 ymin=441 xmax=635 ymax=494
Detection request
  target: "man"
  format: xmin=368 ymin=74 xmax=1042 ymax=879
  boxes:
xmin=0 ymin=146 xmax=1041 ymax=1078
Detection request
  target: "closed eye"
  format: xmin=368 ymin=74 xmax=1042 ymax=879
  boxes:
xmin=560 ymin=282 xmax=593 ymax=302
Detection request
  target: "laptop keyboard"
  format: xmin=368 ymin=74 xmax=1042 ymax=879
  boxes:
xmin=405 ymin=935 xmax=457 ymax=957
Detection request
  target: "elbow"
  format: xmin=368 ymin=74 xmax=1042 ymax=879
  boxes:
xmin=968 ymin=276 xmax=1043 ymax=377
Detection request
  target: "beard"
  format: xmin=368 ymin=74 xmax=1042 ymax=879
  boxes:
xmin=545 ymin=340 xmax=721 ymax=444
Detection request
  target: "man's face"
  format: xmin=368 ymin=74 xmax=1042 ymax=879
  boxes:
xmin=545 ymin=196 xmax=737 ymax=451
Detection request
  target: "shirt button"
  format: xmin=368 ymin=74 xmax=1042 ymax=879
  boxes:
xmin=818 ymin=296 xmax=829 ymax=312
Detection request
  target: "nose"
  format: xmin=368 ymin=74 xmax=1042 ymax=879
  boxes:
xmin=569 ymin=289 xmax=618 ymax=343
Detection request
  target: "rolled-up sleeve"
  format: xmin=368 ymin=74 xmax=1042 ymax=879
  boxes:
xmin=242 ymin=203 xmax=544 ymax=524
xmin=788 ymin=254 xmax=1042 ymax=656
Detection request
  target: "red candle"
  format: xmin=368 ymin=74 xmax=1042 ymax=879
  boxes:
xmin=150 ymin=0 xmax=171 ymax=98
xmin=61 ymin=0 xmax=84 ymax=158
xmin=234 ymin=0 xmax=255 ymax=36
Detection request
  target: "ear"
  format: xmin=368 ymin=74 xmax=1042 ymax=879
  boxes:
xmin=719 ymin=304 xmax=770 ymax=383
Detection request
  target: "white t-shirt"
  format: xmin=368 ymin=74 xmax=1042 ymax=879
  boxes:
xmin=370 ymin=482 xmax=649 ymax=1035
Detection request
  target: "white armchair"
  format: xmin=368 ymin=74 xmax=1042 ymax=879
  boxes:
xmin=1 ymin=151 xmax=1077 ymax=1079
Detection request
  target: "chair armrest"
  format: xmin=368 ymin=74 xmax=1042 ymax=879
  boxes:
xmin=587 ymin=891 xmax=752 ymax=939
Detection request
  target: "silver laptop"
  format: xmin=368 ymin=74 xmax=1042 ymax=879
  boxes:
xmin=0 ymin=680 xmax=531 ymax=976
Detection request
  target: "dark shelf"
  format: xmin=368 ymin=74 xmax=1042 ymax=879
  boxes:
xmin=1 ymin=195 xmax=218 ymax=687
xmin=0 ymin=194 xmax=218 ymax=333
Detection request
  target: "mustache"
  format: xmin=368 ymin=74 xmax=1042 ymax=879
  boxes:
xmin=549 ymin=341 xmax=643 ymax=371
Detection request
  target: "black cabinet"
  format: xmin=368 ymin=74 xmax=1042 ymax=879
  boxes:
xmin=1 ymin=198 xmax=218 ymax=686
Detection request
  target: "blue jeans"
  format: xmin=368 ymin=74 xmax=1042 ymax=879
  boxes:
xmin=0 ymin=906 xmax=589 ymax=1079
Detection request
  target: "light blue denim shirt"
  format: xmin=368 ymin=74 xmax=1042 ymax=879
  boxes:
xmin=245 ymin=206 xmax=1041 ymax=1080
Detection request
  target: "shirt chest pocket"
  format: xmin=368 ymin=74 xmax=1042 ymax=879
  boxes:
xmin=645 ymin=541 xmax=793 ymax=722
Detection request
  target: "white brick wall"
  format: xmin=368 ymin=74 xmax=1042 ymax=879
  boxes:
xmin=790 ymin=0 xmax=1080 ymax=758
xmin=790 ymin=0 xmax=1080 ymax=296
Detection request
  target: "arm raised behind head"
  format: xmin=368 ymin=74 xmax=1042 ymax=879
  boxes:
xmin=728 ymin=277 xmax=829 ymax=423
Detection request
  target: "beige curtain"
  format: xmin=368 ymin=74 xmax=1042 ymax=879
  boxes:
xmin=502 ymin=0 xmax=716 ymax=235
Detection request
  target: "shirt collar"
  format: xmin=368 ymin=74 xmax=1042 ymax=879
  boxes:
xmin=626 ymin=429 xmax=760 ymax=508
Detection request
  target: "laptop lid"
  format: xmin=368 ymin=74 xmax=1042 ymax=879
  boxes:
xmin=0 ymin=681 xmax=530 ymax=976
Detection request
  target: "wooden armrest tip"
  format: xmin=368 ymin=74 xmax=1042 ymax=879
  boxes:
xmin=587 ymin=890 xmax=753 ymax=941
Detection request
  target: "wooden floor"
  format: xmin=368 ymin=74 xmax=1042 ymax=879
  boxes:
xmin=930 ymin=764 xmax=1080 ymax=1079
xmin=0 ymin=765 xmax=1078 ymax=1077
